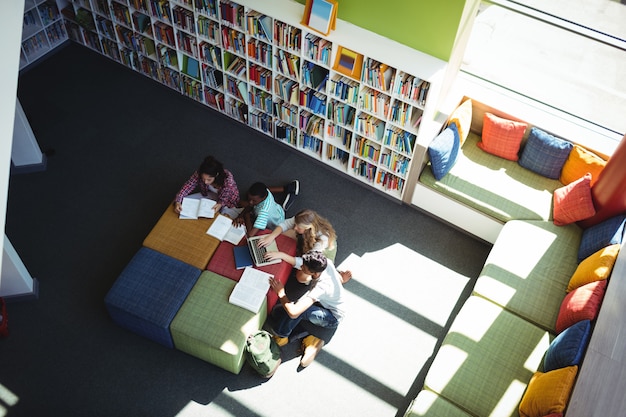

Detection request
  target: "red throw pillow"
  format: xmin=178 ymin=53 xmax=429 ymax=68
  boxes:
xmin=478 ymin=112 xmax=527 ymax=161
xmin=555 ymin=280 xmax=607 ymax=334
xmin=553 ymin=173 xmax=596 ymax=226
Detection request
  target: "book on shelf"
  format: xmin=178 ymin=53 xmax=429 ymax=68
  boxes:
xmin=206 ymin=214 xmax=246 ymax=245
xmin=233 ymin=245 xmax=254 ymax=269
xmin=179 ymin=193 xmax=217 ymax=219
xmin=228 ymin=267 xmax=272 ymax=313
xmin=301 ymin=0 xmax=338 ymax=36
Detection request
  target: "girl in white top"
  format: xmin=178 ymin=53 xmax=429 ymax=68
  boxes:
xmin=260 ymin=209 xmax=337 ymax=268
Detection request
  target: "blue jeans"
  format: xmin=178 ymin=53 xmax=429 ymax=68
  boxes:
xmin=271 ymin=303 xmax=338 ymax=338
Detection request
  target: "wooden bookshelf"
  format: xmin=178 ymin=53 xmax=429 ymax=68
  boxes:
xmin=57 ymin=0 xmax=446 ymax=201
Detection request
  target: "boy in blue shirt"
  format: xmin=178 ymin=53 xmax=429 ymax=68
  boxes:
xmin=235 ymin=182 xmax=286 ymax=237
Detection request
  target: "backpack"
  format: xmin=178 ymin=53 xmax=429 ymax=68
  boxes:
xmin=245 ymin=330 xmax=281 ymax=378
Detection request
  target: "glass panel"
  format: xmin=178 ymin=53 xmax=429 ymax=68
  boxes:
xmin=462 ymin=2 xmax=626 ymax=136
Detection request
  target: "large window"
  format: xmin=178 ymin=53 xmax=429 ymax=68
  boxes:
xmin=462 ymin=0 xmax=626 ymax=138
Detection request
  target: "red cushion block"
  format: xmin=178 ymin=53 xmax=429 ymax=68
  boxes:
xmin=206 ymin=231 xmax=297 ymax=312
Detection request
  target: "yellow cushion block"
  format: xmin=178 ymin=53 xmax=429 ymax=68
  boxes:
xmin=143 ymin=206 xmax=220 ymax=269
xmin=519 ymin=366 xmax=577 ymax=417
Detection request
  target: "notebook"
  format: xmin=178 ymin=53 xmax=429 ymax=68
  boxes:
xmin=246 ymin=236 xmax=281 ymax=267
xmin=233 ymin=245 xmax=253 ymax=270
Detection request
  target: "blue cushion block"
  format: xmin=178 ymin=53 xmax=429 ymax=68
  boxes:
xmin=428 ymin=123 xmax=460 ymax=180
xmin=578 ymin=214 xmax=626 ymax=262
xmin=519 ymin=127 xmax=573 ymax=179
xmin=105 ymin=247 xmax=201 ymax=348
xmin=544 ymin=319 xmax=591 ymax=372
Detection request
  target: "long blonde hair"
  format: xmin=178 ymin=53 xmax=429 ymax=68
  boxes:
xmin=295 ymin=209 xmax=336 ymax=254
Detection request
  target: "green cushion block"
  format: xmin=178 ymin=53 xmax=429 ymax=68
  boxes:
xmin=420 ymin=133 xmax=562 ymax=223
xmin=170 ymin=271 xmax=267 ymax=374
xmin=473 ymin=220 xmax=582 ymax=331
xmin=405 ymin=390 xmax=473 ymax=417
xmin=425 ymin=296 xmax=551 ymax=417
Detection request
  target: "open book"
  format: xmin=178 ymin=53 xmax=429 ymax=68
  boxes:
xmin=179 ymin=193 xmax=216 ymax=219
xmin=229 ymin=267 xmax=272 ymax=313
xmin=206 ymin=214 xmax=246 ymax=245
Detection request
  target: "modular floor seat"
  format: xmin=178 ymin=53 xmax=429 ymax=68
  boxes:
xmin=143 ymin=206 xmax=220 ymax=270
xmin=170 ymin=271 xmax=267 ymax=374
xmin=206 ymin=232 xmax=297 ymax=312
xmin=405 ymin=390 xmax=474 ymax=417
xmin=104 ymin=247 xmax=202 ymax=348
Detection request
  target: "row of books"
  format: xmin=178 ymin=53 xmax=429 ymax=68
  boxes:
xmin=204 ymin=87 xmax=225 ymax=111
xmin=383 ymin=127 xmax=416 ymax=155
xmin=304 ymin=34 xmax=331 ymax=66
xmin=359 ymin=88 xmax=391 ymax=118
xmin=299 ymin=134 xmax=323 ymax=155
xmin=273 ymin=76 xmax=299 ymax=104
xmin=326 ymin=145 xmax=349 ymax=165
xmin=299 ymin=112 xmax=324 ymax=137
xmin=249 ymin=88 xmax=273 ymax=112
xmin=354 ymin=137 xmax=381 ymax=162
xmin=301 ymin=61 xmax=328 ymax=91
xmin=327 ymin=101 xmax=356 ymax=126
xmin=246 ymin=11 xmax=272 ymax=41
xmin=197 ymin=17 xmax=219 ymax=42
xmin=249 ymin=110 xmax=273 ymax=134
xmin=380 ymin=152 xmax=409 ymax=175
xmin=249 ymin=64 xmax=272 ymax=90
xmin=97 ymin=18 xmax=116 ymax=40
xmin=389 ymin=102 xmax=421 ymax=128
xmin=112 ymin=2 xmax=132 ymax=28
xmin=275 ymin=122 xmax=297 ymax=144
xmin=173 ymin=5 xmax=196 ymax=33
xmin=220 ymin=1 xmax=244 ymax=29
xmin=199 ymin=42 xmax=221 ymax=68
xmin=225 ymin=55 xmax=246 ymax=78
xmin=226 ymin=76 xmax=248 ymax=102
xmin=274 ymin=101 xmax=298 ymax=125
xmin=132 ymin=12 xmax=152 ymax=35
xmin=300 ymin=89 xmax=327 ymax=116
xmin=177 ymin=31 xmax=198 ymax=57
xmin=326 ymin=123 xmax=353 ymax=148
xmin=355 ymin=113 xmax=385 ymax=141
xmin=376 ymin=170 xmax=403 ymax=191
xmin=225 ymin=97 xmax=248 ymax=123
xmin=154 ymin=22 xmax=175 ymax=47
xmin=247 ymin=39 xmax=272 ymax=67
xmin=351 ymin=158 xmax=376 ymax=182
xmin=196 ymin=0 xmax=218 ymax=19
xmin=330 ymin=76 xmax=359 ymax=105
xmin=276 ymin=49 xmax=300 ymax=79
xmin=221 ymin=27 xmax=246 ymax=55
xmin=158 ymin=45 xmax=177 ymax=67
xmin=395 ymin=75 xmax=430 ymax=106
xmin=364 ymin=60 xmax=395 ymax=93
xmin=274 ymin=21 xmax=301 ymax=52
xmin=182 ymin=77 xmax=203 ymax=100
xmin=150 ymin=0 xmax=172 ymax=22
xmin=203 ymin=65 xmax=223 ymax=89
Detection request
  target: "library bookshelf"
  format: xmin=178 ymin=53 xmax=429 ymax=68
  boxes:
xmin=21 ymin=0 xmax=69 ymax=69
xmin=57 ymin=0 xmax=447 ymax=201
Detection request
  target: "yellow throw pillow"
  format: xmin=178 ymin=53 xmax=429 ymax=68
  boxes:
xmin=567 ymin=243 xmax=620 ymax=292
xmin=448 ymin=99 xmax=472 ymax=145
xmin=560 ymin=145 xmax=606 ymax=186
xmin=519 ymin=366 xmax=578 ymax=417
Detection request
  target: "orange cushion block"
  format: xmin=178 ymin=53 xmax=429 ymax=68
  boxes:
xmin=560 ymin=145 xmax=606 ymax=186
xmin=143 ymin=206 xmax=220 ymax=270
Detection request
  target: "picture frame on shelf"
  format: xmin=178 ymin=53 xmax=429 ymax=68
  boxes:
xmin=332 ymin=46 xmax=363 ymax=81
xmin=301 ymin=0 xmax=337 ymax=36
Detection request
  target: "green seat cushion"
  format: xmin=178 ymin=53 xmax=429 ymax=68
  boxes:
xmin=473 ymin=220 xmax=582 ymax=331
xmin=170 ymin=271 xmax=267 ymax=374
xmin=406 ymin=390 xmax=474 ymax=417
xmin=425 ymin=296 xmax=551 ymax=417
xmin=420 ymin=133 xmax=563 ymax=223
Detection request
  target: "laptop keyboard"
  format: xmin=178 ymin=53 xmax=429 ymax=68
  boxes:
xmin=250 ymin=240 xmax=267 ymax=265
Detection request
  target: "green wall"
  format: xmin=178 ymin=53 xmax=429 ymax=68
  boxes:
xmin=295 ymin=0 xmax=466 ymax=61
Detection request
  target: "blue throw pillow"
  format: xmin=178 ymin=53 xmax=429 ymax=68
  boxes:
xmin=544 ymin=320 xmax=591 ymax=372
xmin=519 ymin=127 xmax=573 ymax=179
xmin=578 ymin=214 xmax=626 ymax=262
xmin=428 ymin=123 xmax=459 ymax=180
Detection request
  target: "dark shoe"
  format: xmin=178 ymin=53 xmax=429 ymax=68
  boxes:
xmin=282 ymin=192 xmax=296 ymax=211
xmin=300 ymin=335 xmax=325 ymax=367
xmin=285 ymin=180 xmax=299 ymax=196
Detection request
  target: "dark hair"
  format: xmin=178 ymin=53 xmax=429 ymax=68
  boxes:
xmin=247 ymin=182 xmax=268 ymax=198
xmin=302 ymin=251 xmax=327 ymax=273
xmin=198 ymin=156 xmax=225 ymax=187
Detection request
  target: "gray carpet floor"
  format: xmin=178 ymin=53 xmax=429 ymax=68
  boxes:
xmin=3 ymin=43 xmax=492 ymax=417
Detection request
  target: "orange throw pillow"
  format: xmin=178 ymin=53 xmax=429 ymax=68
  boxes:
xmin=560 ymin=145 xmax=606 ymax=186
xmin=478 ymin=112 xmax=527 ymax=161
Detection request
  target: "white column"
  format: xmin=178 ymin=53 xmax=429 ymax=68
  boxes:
xmin=1 ymin=235 xmax=37 ymax=298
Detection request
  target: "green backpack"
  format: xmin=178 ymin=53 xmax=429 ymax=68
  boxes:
xmin=245 ymin=330 xmax=282 ymax=378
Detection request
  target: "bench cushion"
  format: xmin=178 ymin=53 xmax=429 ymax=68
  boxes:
xmin=425 ymin=296 xmax=551 ymax=417
xmin=406 ymin=390 xmax=473 ymax=417
xmin=473 ymin=220 xmax=582 ymax=332
xmin=143 ymin=206 xmax=220 ymax=269
xmin=105 ymin=247 xmax=201 ymax=348
xmin=420 ymin=133 xmax=562 ymax=223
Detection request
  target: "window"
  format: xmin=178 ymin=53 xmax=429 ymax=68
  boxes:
xmin=461 ymin=0 xmax=626 ymax=138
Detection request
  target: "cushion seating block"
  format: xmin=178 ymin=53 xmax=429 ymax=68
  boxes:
xmin=104 ymin=247 xmax=202 ymax=348
xmin=420 ymin=133 xmax=562 ymax=223
xmin=424 ymin=296 xmax=551 ymax=417
xmin=405 ymin=390 xmax=474 ymax=417
xmin=143 ymin=206 xmax=220 ymax=270
xmin=170 ymin=271 xmax=267 ymax=374
xmin=473 ymin=220 xmax=582 ymax=331
xmin=206 ymin=231 xmax=297 ymax=312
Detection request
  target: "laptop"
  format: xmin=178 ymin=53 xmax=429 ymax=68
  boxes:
xmin=246 ymin=235 xmax=281 ymax=267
